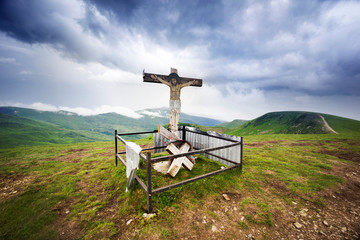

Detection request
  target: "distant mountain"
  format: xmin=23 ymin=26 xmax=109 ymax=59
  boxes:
xmin=137 ymin=108 xmax=224 ymax=127
xmin=225 ymin=111 xmax=360 ymax=136
xmin=0 ymin=106 xmax=224 ymax=148
xmin=2 ymin=107 xmax=358 ymax=148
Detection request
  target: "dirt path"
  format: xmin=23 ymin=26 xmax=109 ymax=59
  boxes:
xmin=319 ymin=115 xmax=338 ymax=134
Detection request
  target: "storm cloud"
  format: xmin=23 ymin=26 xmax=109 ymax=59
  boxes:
xmin=0 ymin=0 xmax=359 ymax=120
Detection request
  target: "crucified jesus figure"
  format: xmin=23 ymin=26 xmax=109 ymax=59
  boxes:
xmin=143 ymin=68 xmax=203 ymax=133
xmin=151 ymin=74 xmax=196 ymax=132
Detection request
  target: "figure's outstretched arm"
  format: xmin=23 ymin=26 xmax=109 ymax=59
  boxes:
xmin=180 ymin=79 xmax=197 ymax=88
xmin=151 ymin=74 xmax=171 ymax=87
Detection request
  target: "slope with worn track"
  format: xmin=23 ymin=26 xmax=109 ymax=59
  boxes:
xmin=321 ymin=113 xmax=360 ymax=134
xmin=226 ymin=111 xmax=360 ymax=136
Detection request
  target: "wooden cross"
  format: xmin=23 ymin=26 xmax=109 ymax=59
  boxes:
xmin=158 ymin=125 xmax=195 ymax=177
xmin=143 ymin=68 xmax=203 ymax=133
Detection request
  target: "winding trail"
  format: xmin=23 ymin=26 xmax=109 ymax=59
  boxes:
xmin=319 ymin=115 xmax=338 ymax=134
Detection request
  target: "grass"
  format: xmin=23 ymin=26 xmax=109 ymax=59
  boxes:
xmin=0 ymin=133 xmax=359 ymax=239
xmin=0 ymin=114 xmax=110 ymax=149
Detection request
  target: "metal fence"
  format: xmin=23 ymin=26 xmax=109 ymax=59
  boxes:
xmin=153 ymin=126 xmax=242 ymax=166
xmin=115 ymin=126 xmax=243 ymax=213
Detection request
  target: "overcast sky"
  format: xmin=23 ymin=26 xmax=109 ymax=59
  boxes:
xmin=0 ymin=0 xmax=359 ymax=121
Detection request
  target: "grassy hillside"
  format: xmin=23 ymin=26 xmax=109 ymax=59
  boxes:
xmin=0 ymin=106 xmax=225 ymax=149
xmin=217 ymin=119 xmax=248 ymax=129
xmin=1 ymin=134 xmax=359 ymax=239
xmin=0 ymin=114 xmax=109 ymax=149
xmin=322 ymin=113 xmax=360 ymax=133
xmin=0 ymin=107 xmax=155 ymax=135
xmin=226 ymin=111 xmax=360 ymax=136
xmin=0 ymin=107 xmax=222 ymax=136
xmin=180 ymin=112 xmax=224 ymax=126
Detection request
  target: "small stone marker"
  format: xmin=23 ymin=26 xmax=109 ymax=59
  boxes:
xmin=222 ymin=193 xmax=230 ymax=201
xmin=143 ymin=213 xmax=156 ymax=220
xmin=294 ymin=222 xmax=302 ymax=229
xmin=299 ymin=208 xmax=308 ymax=217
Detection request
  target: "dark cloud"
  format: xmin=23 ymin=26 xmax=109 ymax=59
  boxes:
xmin=86 ymin=0 xmax=142 ymax=22
xmin=79 ymin=5 xmax=107 ymax=37
xmin=0 ymin=0 xmax=66 ymax=44
xmin=0 ymin=0 xmax=107 ymax=64
xmin=0 ymin=0 xmax=359 ymax=117
xmin=86 ymin=0 xmax=225 ymax=46
xmin=88 ymin=0 xmax=224 ymax=27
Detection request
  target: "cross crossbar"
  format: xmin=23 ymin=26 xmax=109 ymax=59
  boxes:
xmin=143 ymin=72 xmax=202 ymax=87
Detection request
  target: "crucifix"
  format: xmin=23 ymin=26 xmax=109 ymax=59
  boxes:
xmin=143 ymin=68 xmax=203 ymax=133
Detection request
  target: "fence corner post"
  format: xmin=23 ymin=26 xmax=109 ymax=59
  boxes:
xmin=182 ymin=125 xmax=186 ymax=142
xmin=146 ymin=152 xmax=153 ymax=213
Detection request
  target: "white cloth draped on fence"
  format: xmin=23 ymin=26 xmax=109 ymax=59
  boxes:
xmin=125 ymin=141 xmax=142 ymax=192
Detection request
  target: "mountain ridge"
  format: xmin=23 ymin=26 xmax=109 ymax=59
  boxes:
xmin=1 ymin=107 xmax=360 ymax=149
xmin=0 ymin=106 xmax=224 ymax=148
xmin=225 ymin=111 xmax=360 ymax=136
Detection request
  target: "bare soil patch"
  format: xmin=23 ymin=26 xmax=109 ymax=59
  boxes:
xmin=246 ymin=141 xmax=282 ymax=147
xmin=263 ymin=169 xmax=276 ymax=175
xmin=319 ymin=149 xmax=360 ymax=162
xmin=51 ymin=198 xmax=84 ymax=240
xmin=0 ymin=173 xmax=36 ymax=202
xmin=52 ymin=149 xmax=90 ymax=163
xmin=247 ymin=140 xmax=323 ymax=148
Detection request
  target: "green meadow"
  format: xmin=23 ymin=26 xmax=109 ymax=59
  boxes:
xmin=1 ymin=132 xmax=359 ymax=239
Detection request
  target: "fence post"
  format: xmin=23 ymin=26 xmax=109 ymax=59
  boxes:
xmin=115 ymin=130 xmax=118 ymax=166
xmin=182 ymin=125 xmax=186 ymax=142
xmin=240 ymin=137 xmax=243 ymax=172
xmin=146 ymin=152 xmax=153 ymax=213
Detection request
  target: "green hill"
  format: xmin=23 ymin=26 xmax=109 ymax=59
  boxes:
xmin=2 ymin=107 xmax=359 ymax=148
xmin=0 ymin=107 xmax=153 ymax=135
xmin=217 ymin=119 xmax=248 ymax=129
xmin=225 ymin=111 xmax=360 ymax=136
xmin=322 ymin=113 xmax=360 ymax=134
xmin=0 ymin=113 xmax=109 ymax=149
xmin=0 ymin=107 xmax=222 ymax=136
xmin=0 ymin=106 xmax=224 ymax=148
